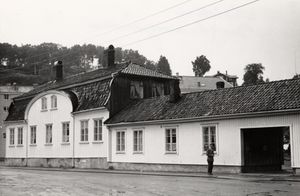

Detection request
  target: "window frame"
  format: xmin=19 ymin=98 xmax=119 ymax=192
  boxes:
xmin=4 ymin=94 xmax=9 ymax=99
xmin=17 ymin=127 xmax=23 ymax=145
xmin=116 ymin=130 xmax=126 ymax=153
xmin=133 ymin=129 xmax=144 ymax=154
xmin=80 ymin=120 xmax=89 ymax=142
xmin=165 ymin=127 xmax=178 ymax=154
xmin=9 ymin=128 xmax=15 ymax=145
xmin=93 ymin=118 xmax=103 ymax=142
xmin=201 ymin=124 xmax=218 ymax=154
xmin=51 ymin=95 xmax=57 ymax=109
xmin=45 ymin=124 xmax=53 ymax=144
xmin=62 ymin=122 xmax=70 ymax=143
xmin=30 ymin=126 xmax=37 ymax=145
xmin=41 ymin=97 xmax=47 ymax=111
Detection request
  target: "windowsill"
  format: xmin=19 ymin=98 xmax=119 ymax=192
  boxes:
xmin=165 ymin=151 xmax=178 ymax=154
xmin=92 ymin=141 xmax=103 ymax=144
xmin=50 ymin=108 xmax=57 ymax=111
xmin=61 ymin=142 xmax=70 ymax=145
xmin=29 ymin=144 xmax=37 ymax=147
xmin=116 ymin=151 xmax=125 ymax=154
xmin=41 ymin=109 xmax=48 ymax=112
xmin=79 ymin=141 xmax=89 ymax=144
xmin=8 ymin=145 xmax=15 ymax=148
xmin=44 ymin=143 xmax=53 ymax=146
xmin=16 ymin=144 xmax=24 ymax=147
xmin=133 ymin=151 xmax=143 ymax=154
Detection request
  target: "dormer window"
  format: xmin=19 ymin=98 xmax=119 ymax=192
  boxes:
xmin=151 ymin=83 xmax=164 ymax=97
xmin=41 ymin=97 xmax=47 ymax=110
xmin=51 ymin=95 xmax=57 ymax=109
xmin=130 ymin=81 xmax=144 ymax=99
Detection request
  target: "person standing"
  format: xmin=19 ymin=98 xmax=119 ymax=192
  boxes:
xmin=206 ymin=144 xmax=215 ymax=175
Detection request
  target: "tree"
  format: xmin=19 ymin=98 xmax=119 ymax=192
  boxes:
xmin=156 ymin=55 xmax=172 ymax=76
xmin=242 ymin=63 xmax=265 ymax=86
xmin=192 ymin=55 xmax=211 ymax=77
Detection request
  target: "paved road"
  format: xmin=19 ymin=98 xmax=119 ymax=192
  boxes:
xmin=0 ymin=168 xmax=299 ymax=196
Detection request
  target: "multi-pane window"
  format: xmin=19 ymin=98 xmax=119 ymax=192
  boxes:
xmin=4 ymin=94 xmax=9 ymax=99
xmin=116 ymin=131 xmax=125 ymax=152
xmin=80 ymin=120 xmax=88 ymax=141
xmin=151 ymin=83 xmax=164 ymax=97
xmin=41 ymin=97 xmax=47 ymax=110
xmin=94 ymin=119 xmax=102 ymax=141
xmin=165 ymin=128 xmax=177 ymax=153
xmin=202 ymin=125 xmax=217 ymax=152
xmin=30 ymin=126 xmax=37 ymax=144
xmin=62 ymin=122 xmax=70 ymax=143
xmin=130 ymin=81 xmax=144 ymax=99
xmin=17 ymin=127 xmax=23 ymax=145
xmin=51 ymin=95 xmax=57 ymax=109
xmin=9 ymin=128 xmax=14 ymax=145
xmin=133 ymin=130 xmax=143 ymax=153
xmin=46 ymin=124 xmax=52 ymax=144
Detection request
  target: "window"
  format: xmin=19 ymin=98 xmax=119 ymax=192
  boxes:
xmin=51 ymin=95 xmax=57 ymax=109
xmin=9 ymin=128 xmax=14 ymax=145
xmin=202 ymin=125 xmax=217 ymax=152
xmin=4 ymin=94 xmax=9 ymax=99
xmin=3 ymin=133 xmax=6 ymax=139
xmin=80 ymin=120 xmax=88 ymax=141
xmin=133 ymin=130 xmax=143 ymax=153
xmin=41 ymin=97 xmax=47 ymax=110
xmin=3 ymin=106 xmax=8 ymax=112
xmin=17 ymin=127 xmax=23 ymax=145
xmin=30 ymin=126 xmax=37 ymax=144
xmin=116 ymin=131 xmax=125 ymax=152
xmin=151 ymin=83 xmax=164 ymax=97
xmin=197 ymin=82 xmax=201 ymax=87
xmin=165 ymin=128 xmax=177 ymax=153
xmin=94 ymin=119 xmax=102 ymax=141
xmin=46 ymin=124 xmax=52 ymax=144
xmin=130 ymin=81 xmax=144 ymax=99
xmin=62 ymin=122 xmax=70 ymax=143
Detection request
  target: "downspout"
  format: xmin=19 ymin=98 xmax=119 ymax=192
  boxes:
xmin=72 ymin=114 xmax=75 ymax=168
xmin=25 ymin=120 xmax=28 ymax=167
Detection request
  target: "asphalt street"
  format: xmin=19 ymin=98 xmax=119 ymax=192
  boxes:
xmin=0 ymin=168 xmax=299 ymax=196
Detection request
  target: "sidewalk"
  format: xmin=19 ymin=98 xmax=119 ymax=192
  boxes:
xmin=1 ymin=166 xmax=299 ymax=182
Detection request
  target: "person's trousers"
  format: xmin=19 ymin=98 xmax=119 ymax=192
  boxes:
xmin=207 ymin=160 xmax=214 ymax=174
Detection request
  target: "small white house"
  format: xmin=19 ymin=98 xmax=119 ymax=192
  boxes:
xmin=105 ymin=79 xmax=300 ymax=174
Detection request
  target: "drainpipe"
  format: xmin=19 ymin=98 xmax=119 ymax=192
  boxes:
xmin=72 ymin=114 xmax=75 ymax=168
xmin=25 ymin=120 xmax=28 ymax=167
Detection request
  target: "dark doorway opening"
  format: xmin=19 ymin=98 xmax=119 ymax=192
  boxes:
xmin=241 ymin=127 xmax=291 ymax=173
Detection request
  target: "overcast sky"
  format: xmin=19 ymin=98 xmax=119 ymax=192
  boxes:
xmin=1 ymin=0 xmax=300 ymax=84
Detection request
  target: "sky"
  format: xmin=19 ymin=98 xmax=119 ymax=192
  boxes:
xmin=1 ymin=0 xmax=300 ymax=84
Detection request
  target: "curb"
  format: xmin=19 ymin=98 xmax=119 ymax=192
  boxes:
xmin=1 ymin=166 xmax=299 ymax=182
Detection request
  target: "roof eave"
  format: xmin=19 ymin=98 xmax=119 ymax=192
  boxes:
xmin=105 ymin=108 xmax=300 ymax=127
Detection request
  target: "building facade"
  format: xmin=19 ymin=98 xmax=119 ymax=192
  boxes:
xmin=105 ymin=79 xmax=300 ymax=174
xmin=4 ymin=47 xmax=177 ymax=168
xmin=0 ymin=85 xmax=33 ymax=161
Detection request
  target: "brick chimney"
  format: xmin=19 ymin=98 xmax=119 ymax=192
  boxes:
xmin=102 ymin=45 xmax=115 ymax=68
xmin=55 ymin=61 xmax=63 ymax=81
xmin=169 ymin=79 xmax=181 ymax=103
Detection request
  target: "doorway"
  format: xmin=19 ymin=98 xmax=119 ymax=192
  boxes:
xmin=241 ymin=127 xmax=291 ymax=173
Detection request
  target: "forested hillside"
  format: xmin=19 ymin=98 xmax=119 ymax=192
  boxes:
xmin=0 ymin=43 xmax=158 ymax=85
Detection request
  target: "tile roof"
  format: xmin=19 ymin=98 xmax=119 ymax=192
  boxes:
xmin=105 ymin=78 xmax=300 ymax=125
xmin=5 ymin=62 xmax=174 ymax=122
xmin=120 ymin=63 xmax=175 ymax=79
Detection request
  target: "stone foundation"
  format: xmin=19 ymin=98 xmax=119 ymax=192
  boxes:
xmin=5 ymin=157 xmax=108 ymax=169
xmin=108 ymin=162 xmax=241 ymax=173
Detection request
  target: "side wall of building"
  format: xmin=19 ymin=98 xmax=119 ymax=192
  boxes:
xmin=109 ymin=114 xmax=300 ymax=173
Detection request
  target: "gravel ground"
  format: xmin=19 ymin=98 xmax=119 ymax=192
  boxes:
xmin=0 ymin=168 xmax=299 ymax=196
